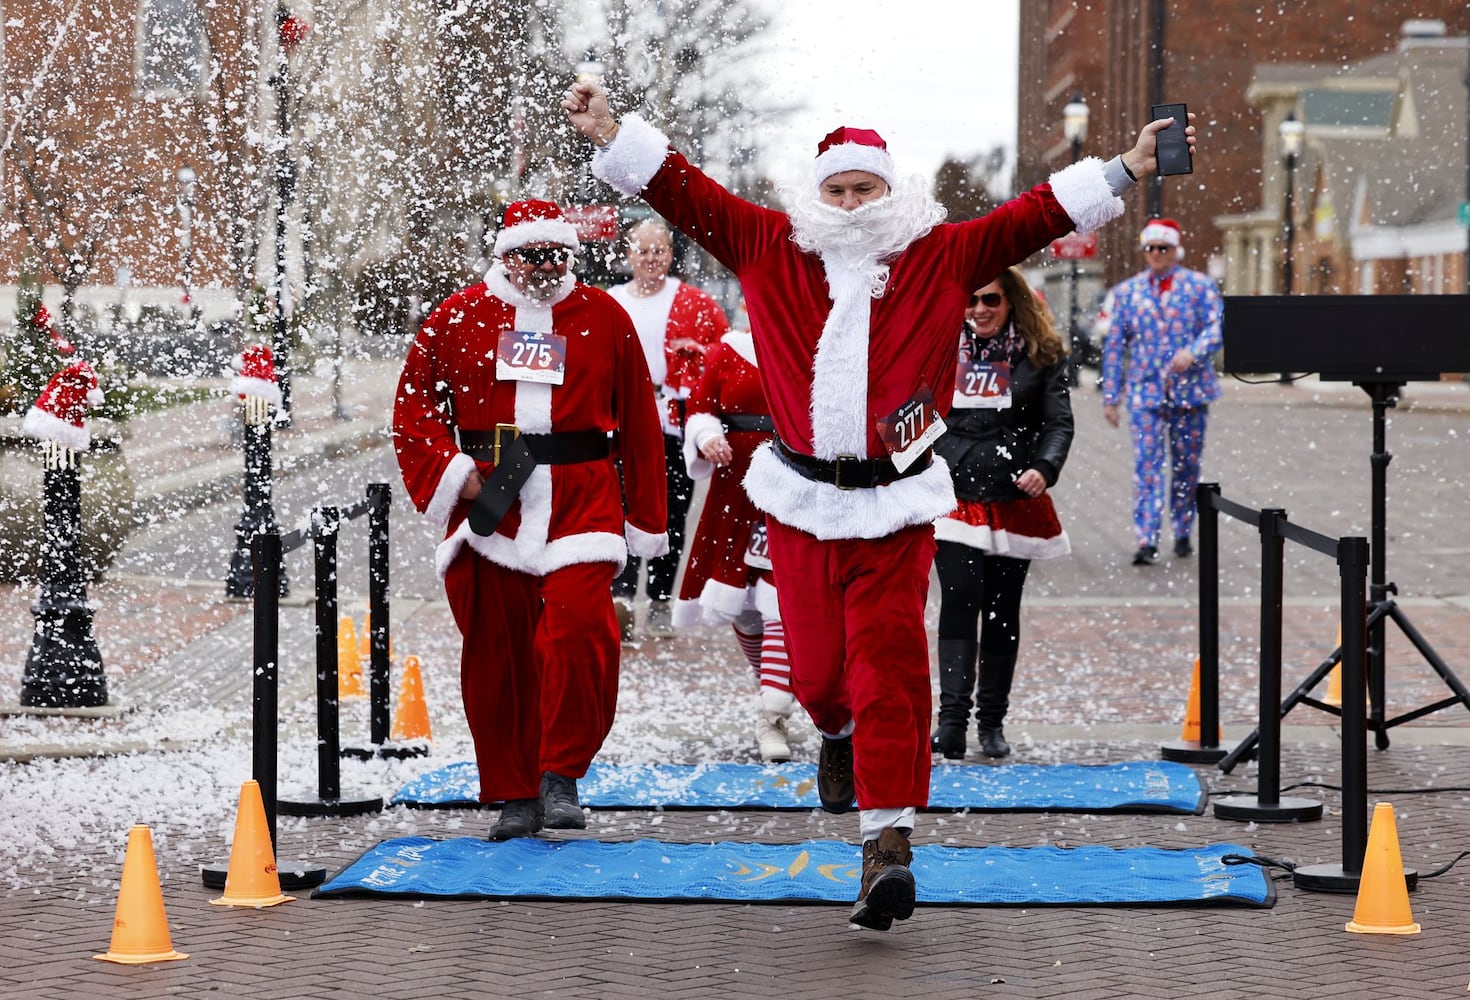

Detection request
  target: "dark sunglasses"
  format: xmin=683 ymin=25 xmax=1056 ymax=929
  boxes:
xmin=1143 ymin=244 xmax=1174 ymax=253
xmin=510 ymin=247 xmax=572 ymax=267
xmin=970 ymin=292 xmax=1004 ymax=307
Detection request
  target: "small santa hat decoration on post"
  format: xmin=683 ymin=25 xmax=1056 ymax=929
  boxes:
xmin=22 ymin=360 xmax=104 ymax=454
xmin=230 ymin=344 xmax=282 ymax=424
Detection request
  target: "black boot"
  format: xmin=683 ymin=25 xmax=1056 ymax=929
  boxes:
xmin=929 ymin=639 xmax=978 ymax=760
xmin=975 ymin=652 xmax=1018 ymax=758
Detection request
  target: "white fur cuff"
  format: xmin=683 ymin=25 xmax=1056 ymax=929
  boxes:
xmin=426 ymin=452 xmax=478 ymax=528
xmin=592 ymin=114 xmax=671 ymax=197
xmin=682 ymin=412 xmax=723 ymax=480
xmin=1047 ymin=156 xmax=1124 ymax=235
xmin=626 ymin=520 xmax=670 ymax=559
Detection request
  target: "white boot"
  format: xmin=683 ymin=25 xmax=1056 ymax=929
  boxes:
xmin=756 ymin=687 xmax=796 ymax=763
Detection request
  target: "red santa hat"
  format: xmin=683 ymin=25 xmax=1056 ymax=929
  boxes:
xmin=813 ymin=126 xmax=897 ymax=189
xmin=22 ymin=360 xmax=104 ymax=452
xmin=492 ymin=199 xmax=581 ymax=257
xmin=1139 ymin=218 xmax=1183 ymax=248
xmin=229 ymin=343 xmax=283 ymax=408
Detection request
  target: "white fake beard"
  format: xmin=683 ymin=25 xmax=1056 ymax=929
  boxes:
xmin=783 ymin=176 xmax=946 ymax=291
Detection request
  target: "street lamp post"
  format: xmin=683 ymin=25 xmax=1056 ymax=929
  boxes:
xmin=1062 ymin=94 xmax=1090 ymax=385
xmin=1278 ymin=110 xmax=1304 ymax=384
xmin=1279 ymin=111 xmax=1303 ymax=294
xmin=177 ymin=166 xmax=196 ymax=313
xmin=272 ymin=9 xmax=307 ymax=427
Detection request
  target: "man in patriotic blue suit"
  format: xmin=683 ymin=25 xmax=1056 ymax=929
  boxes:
xmin=1101 ymin=218 xmax=1222 ymax=566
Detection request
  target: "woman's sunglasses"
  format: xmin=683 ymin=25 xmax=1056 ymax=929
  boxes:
xmin=970 ymin=292 xmax=1004 ymax=307
xmin=510 ymin=247 xmax=573 ymax=267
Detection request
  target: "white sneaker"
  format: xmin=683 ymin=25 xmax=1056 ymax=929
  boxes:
xmin=645 ymin=600 xmax=676 ymax=638
xmin=613 ymin=597 xmax=635 ymax=643
xmin=757 ymin=688 xmax=796 ymax=763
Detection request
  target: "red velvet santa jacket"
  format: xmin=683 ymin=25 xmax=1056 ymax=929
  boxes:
xmin=592 ymin=115 xmax=1126 ymax=540
xmin=392 ymin=267 xmax=669 ymax=579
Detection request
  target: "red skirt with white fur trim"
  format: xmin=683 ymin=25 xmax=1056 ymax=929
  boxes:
xmin=934 ymin=494 xmax=1070 ymax=561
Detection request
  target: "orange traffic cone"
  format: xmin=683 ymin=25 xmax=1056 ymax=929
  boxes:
xmin=210 ymin=781 xmax=295 ymax=908
xmin=95 ymin=825 xmax=188 ymax=964
xmin=1179 ymin=658 xmax=1222 ymax=743
xmin=1324 ymin=626 xmax=1344 ymax=708
xmin=339 ymin=616 xmax=365 ymax=700
xmin=391 ymin=655 xmax=433 ymax=743
xmin=1346 ymin=802 xmax=1420 ymax=934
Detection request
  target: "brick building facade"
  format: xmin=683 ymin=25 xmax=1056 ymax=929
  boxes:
xmin=1016 ymin=2 xmax=1468 ymax=318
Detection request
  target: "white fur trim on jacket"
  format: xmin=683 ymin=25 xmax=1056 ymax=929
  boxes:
xmin=743 ymin=442 xmax=957 ymax=540
xmin=753 ymin=577 xmax=781 ymax=621
xmin=933 ymin=516 xmax=1073 ymax=561
xmin=21 ymin=408 xmax=89 ymax=451
xmin=722 ymin=332 xmax=758 ymax=367
xmin=427 ymin=452 xmax=478 ymax=528
xmin=591 ymin=114 xmax=671 ymax=197
xmin=436 ymin=521 xmax=627 ymax=580
xmin=1047 ymin=156 xmax=1124 ymax=235
xmin=626 ymin=520 xmax=670 ymax=559
xmin=682 ymin=411 xmax=724 ymax=481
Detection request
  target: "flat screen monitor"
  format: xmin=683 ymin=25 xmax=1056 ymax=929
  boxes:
xmin=1222 ymin=295 xmax=1470 ymax=382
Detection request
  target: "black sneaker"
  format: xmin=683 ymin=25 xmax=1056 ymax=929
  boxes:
xmin=817 ymin=735 xmax=855 ymax=814
xmin=1132 ymin=545 xmax=1160 ymax=566
xmin=487 ymin=797 xmax=543 ymax=840
xmin=540 ymin=771 xmax=586 ymax=830
xmin=1174 ymin=537 xmax=1194 ymax=558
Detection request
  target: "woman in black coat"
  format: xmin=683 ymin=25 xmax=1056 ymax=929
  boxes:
xmin=930 ymin=267 xmax=1074 ymax=759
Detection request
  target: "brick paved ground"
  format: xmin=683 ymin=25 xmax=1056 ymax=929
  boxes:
xmin=3 ymin=370 xmax=1470 ymax=997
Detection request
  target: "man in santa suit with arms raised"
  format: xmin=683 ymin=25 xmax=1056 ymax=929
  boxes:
xmin=393 ymin=199 xmax=668 ymax=841
xmin=564 ymin=83 xmax=1194 ymax=930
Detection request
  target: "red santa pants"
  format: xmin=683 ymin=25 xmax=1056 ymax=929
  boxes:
xmin=765 ymin=519 xmax=936 ymax=810
xmin=443 ymin=553 xmax=620 ymax=803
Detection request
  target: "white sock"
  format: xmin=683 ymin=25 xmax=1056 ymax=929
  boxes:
xmin=859 ymin=807 xmax=916 ymax=843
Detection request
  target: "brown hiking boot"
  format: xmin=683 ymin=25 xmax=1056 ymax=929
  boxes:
xmin=849 ymin=828 xmax=916 ymax=931
xmin=817 ymin=735 xmax=855 ymax=813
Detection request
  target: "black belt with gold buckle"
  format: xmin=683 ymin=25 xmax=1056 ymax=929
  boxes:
xmin=771 ymin=435 xmax=929 ymax=491
xmin=458 ymin=425 xmax=611 ymax=535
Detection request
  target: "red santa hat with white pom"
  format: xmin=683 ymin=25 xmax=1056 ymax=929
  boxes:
xmin=22 ymin=359 xmax=104 ymax=452
xmin=492 ymin=199 xmax=581 ymax=257
xmin=813 ymin=126 xmax=897 ymax=189
xmin=229 ymin=343 xmax=283 ymax=408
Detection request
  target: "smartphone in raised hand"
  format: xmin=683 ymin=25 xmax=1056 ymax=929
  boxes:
xmin=1150 ymin=103 xmax=1192 ymax=176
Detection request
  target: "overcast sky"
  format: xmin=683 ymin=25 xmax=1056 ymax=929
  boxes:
xmin=755 ymin=0 xmax=1020 ymax=187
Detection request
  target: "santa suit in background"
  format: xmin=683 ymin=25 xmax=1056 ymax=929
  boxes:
xmin=591 ymin=115 xmax=1129 ymax=840
xmin=676 ymin=332 xmax=800 ymax=761
xmin=392 ymin=217 xmax=667 ymax=808
xmin=608 ymin=262 xmax=729 ymax=612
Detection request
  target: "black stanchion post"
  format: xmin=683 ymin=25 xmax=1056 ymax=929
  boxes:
xmin=368 ymin=482 xmax=390 ymax=747
xmin=225 ymin=397 xmax=288 ymax=598
xmin=20 ymin=441 xmax=107 ymax=708
xmin=278 ymin=508 xmax=382 ymax=818
xmin=1293 ymin=536 xmax=1405 ymax=892
xmin=1215 ymin=509 xmax=1322 ymax=823
xmin=316 ymin=507 xmax=342 ymax=800
xmin=1162 ymin=482 xmax=1225 ymax=762
xmin=203 ymin=531 xmax=325 ymax=890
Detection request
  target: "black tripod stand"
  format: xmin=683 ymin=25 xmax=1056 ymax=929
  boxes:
xmin=1223 ymin=380 xmax=1470 ymax=768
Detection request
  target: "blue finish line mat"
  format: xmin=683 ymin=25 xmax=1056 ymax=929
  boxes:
xmin=390 ymin=760 xmax=1206 ymax=815
xmin=315 ymin=837 xmax=1272 ymax=908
